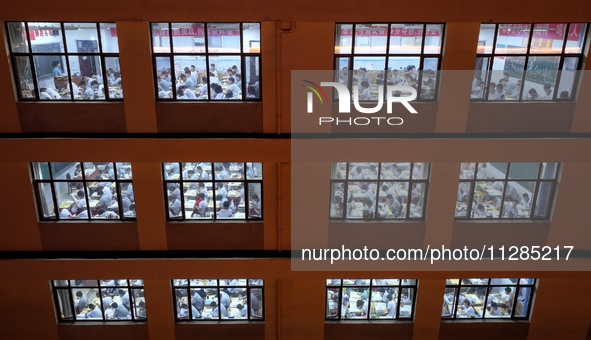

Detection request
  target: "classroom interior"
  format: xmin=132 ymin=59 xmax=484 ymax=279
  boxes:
xmin=2 ymin=1 xmax=591 ymax=340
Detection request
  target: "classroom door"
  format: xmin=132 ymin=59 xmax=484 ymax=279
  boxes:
xmin=76 ymin=40 xmax=99 ymax=77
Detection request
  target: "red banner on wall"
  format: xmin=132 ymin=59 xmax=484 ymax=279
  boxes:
xmin=498 ymin=23 xmax=583 ymax=42
xmin=27 ymin=29 xmax=53 ymax=41
xmin=340 ymin=26 xmax=440 ymax=37
xmin=152 ymin=25 xmax=240 ymax=37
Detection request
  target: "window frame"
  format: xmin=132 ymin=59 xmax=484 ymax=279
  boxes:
xmin=329 ymin=162 xmax=430 ymax=221
xmin=325 ymin=279 xmax=418 ymax=321
xmin=31 ymin=162 xmax=135 ymax=221
xmin=442 ymin=278 xmax=536 ymax=320
xmin=162 ymin=162 xmax=263 ymax=221
xmin=333 ymin=22 xmax=446 ymax=103
xmin=472 ymin=22 xmax=589 ymax=102
xmin=150 ymin=22 xmax=262 ymax=102
xmin=171 ymin=279 xmax=264 ymax=321
xmin=51 ymin=279 xmax=146 ymax=322
xmin=456 ymin=162 xmax=559 ymax=220
xmin=5 ymin=21 xmax=122 ymax=102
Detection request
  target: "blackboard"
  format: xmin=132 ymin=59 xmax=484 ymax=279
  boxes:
xmin=31 ymin=43 xmax=62 ymax=77
xmin=524 ymin=56 xmax=560 ymax=86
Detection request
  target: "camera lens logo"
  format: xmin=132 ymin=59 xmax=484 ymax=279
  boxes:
xmin=303 ymin=80 xmax=328 ymax=113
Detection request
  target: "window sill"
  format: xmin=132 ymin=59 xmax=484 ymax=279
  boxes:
xmin=18 ymin=100 xmax=123 ymax=104
xmin=329 ymin=219 xmax=425 ymax=224
xmin=166 ymin=219 xmax=263 ymax=224
xmin=156 ymin=100 xmax=261 ymax=104
xmin=58 ymin=321 xmax=147 ymax=325
xmin=39 ymin=219 xmax=137 ymax=223
xmin=325 ymin=319 xmax=413 ymax=324
xmin=454 ymin=219 xmax=549 ymax=224
xmin=175 ymin=320 xmax=264 ymax=325
xmin=440 ymin=318 xmax=529 ymax=324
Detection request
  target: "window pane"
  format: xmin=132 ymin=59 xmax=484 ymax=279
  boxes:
xmin=489 ymin=56 xmax=524 ymax=100
xmin=56 ymin=289 xmax=74 ymax=320
xmin=372 ymin=279 xmax=399 ymax=286
xmin=472 ymin=181 xmax=503 ymax=218
xmin=174 ymin=55 xmax=207 ymax=100
xmin=347 ymin=182 xmax=378 ymax=219
xmin=378 ymin=182 xmax=408 ymax=218
xmin=115 ymin=162 xmax=132 ymax=180
xmin=556 ymin=57 xmax=578 ymax=99
xmin=132 ymin=289 xmax=146 ymax=319
xmin=352 ymin=57 xmax=385 ymax=100
xmin=51 ymin=162 xmax=78 ymax=179
xmin=32 ymin=162 xmax=50 ymax=180
xmin=495 ymin=24 xmax=530 ymax=54
xmin=249 ymin=279 xmax=263 ymax=286
xmin=72 ymin=288 xmax=94 ymax=319
xmin=335 ymin=24 xmax=353 ymax=54
xmin=388 ymin=57 xmax=420 ymax=98
xmin=541 ymin=162 xmax=558 ymax=179
xmin=175 ymin=289 xmax=190 ymax=319
xmin=514 ymin=287 xmax=533 ymax=317
xmin=64 ymin=23 xmax=99 ymax=53
xmin=354 ymin=24 xmax=388 ymax=54
xmin=477 ymin=24 xmax=496 ymax=54
xmin=167 ymin=182 xmax=182 ymax=218
xmin=53 ymin=280 xmax=69 ymax=287
xmin=248 ymin=183 xmax=262 ymax=219
xmin=156 ymin=57 xmax=173 ymax=98
xmin=330 ymin=183 xmax=345 ymax=218
xmin=224 ymin=288 xmax=248 ymax=319
xmin=243 ymin=23 xmax=260 ymax=53
xmin=327 ymin=288 xmax=340 ymax=319
xmin=479 ymin=162 xmax=508 ymax=179
xmin=247 ymin=162 xmax=262 ymax=179
xmin=244 ymin=56 xmax=259 ymax=99
xmin=38 ymin=183 xmax=56 ymax=219
xmin=343 ymin=279 xmax=370 ymax=286
xmin=529 ymin=23 xmax=566 ymax=54
xmin=389 ymin=24 xmax=423 ymax=54
xmin=29 ymin=22 xmax=64 ymax=53
xmin=410 ymin=183 xmax=425 ymax=217
xmin=55 ymin=181 xmax=87 ymax=219
xmin=509 ymin=163 xmax=540 ymax=179
xmin=344 ymin=287 xmax=369 ymax=319
xmin=420 ymin=59 xmax=438 ymax=100
xmin=455 ymin=182 xmax=470 ymax=218
xmin=460 ymin=163 xmax=476 ymax=179
xmin=442 ymin=288 xmax=457 ymax=317
xmin=171 ymin=23 xmax=205 ymax=53
xmin=348 ymin=162 xmax=378 ymax=180
xmin=164 ymin=162 xmax=181 ymax=180
xmin=424 ymin=24 xmax=443 ymax=54
xmin=461 ymin=278 xmax=489 ymax=285
xmin=207 ymin=23 xmax=241 ymax=53
xmin=7 ymin=22 xmax=29 ymax=53
xmin=412 ymin=163 xmax=428 ymax=179
xmin=456 ymin=287 xmax=483 ymax=318
xmin=472 ymin=57 xmax=489 ymax=99
xmin=69 ymin=55 xmax=104 ymax=100
xmin=369 ymin=287 xmax=398 ymax=319
xmin=105 ymin=57 xmax=123 ymax=99
xmin=34 ymin=55 xmax=70 ymax=99
xmin=98 ymin=23 xmax=118 ymax=53
xmin=329 ymin=162 xmax=346 ymax=180
xmin=13 ymin=56 xmax=36 ymax=99
xmin=565 ymin=23 xmax=587 ymax=54
xmin=327 ymin=279 xmax=342 ymax=286
xmin=152 ymin=23 xmax=170 ymax=53
xmin=209 ymin=55 xmax=242 ymax=99
xmin=523 ymin=56 xmax=559 ymax=101
xmin=187 ymin=182 xmax=213 ymax=219
xmin=89 ymin=182 xmax=118 ymax=219
xmin=399 ymin=287 xmax=414 ymax=318
xmin=105 ymin=289 xmax=130 ymax=320
xmin=534 ymin=182 xmax=554 ymax=218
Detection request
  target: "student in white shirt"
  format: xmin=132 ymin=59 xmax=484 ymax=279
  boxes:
xmin=159 ymin=77 xmax=172 ymax=91
xmin=488 ymin=84 xmax=505 ymax=100
xmin=39 ymin=89 xmax=52 ymax=100
xmin=489 ymin=301 xmax=501 ymax=316
xmin=158 ymin=87 xmax=170 ymax=98
xmin=218 ymin=201 xmax=234 ymax=218
xmin=227 ymin=76 xmax=241 ymax=93
xmin=356 ymin=299 xmax=368 ymax=317
xmin=60 ymin=209 xmax=73 ymax=218
xmin=198 ymin=77 xmax=208 ymax=98
xmin=87 ymin=304 xmax=103 ymax=319
xmin=47 ymin=87 xmax=62 ymax=99
xmin=385 ymin=294 xmax=396 ymax=317
xmin=460 ymin=299 xmax=476 ymax=317
xmin=477 ymin=163 xmax=488 ymax=179
xmin=359 ymin=80 xmax=371 ymax=100
xmin=189 ymin=65 xmax=198 ymax=83
xmin=98 ymin=209 xmax=119 ymax=219
xmin=180 ymin=73 xmax=195 ymax=90
xmin=503 ymin=199 xmax=519 ymax=218
xmin=212 ymin=84 xmax=225 ymax=99
xmin=169 ymin=194 xmax=181 ymax=217
xmin=124 ymin=204 xmax=136 ymax=217
xmin=541 ymin=84 xmax=553 ymax=100
xmin=72 ymin=190 xmax=87 ymax=214
xmin=518 ymin=193 xmax=531 ymax=210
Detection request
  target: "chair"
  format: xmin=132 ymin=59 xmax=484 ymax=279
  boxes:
xmin=65 ymin=173 xmax=77 ymax=194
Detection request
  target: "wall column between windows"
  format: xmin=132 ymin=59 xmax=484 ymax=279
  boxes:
xmin=0 ymin=162 xmax=43 ymax=250
xmin=423 ymin=163 xmax=459 ymax=248
xmin=412 ymin=279 xmax=445 ymax=340
xmin=570 ymin=54 xmax=591 ymax=132
xmin=0 ymin=22 xmax=21 ymax=132
xmin=435 ymin=22 xmax=480 ymax=133
xmin=0 ymin=279 xmax=59 ymax=339
xmin=117 ymin=21 xmax=158 ymax=133
xmin=262 ymin=21 xmax=279 ymax=133
xmin=264 ymin=279 xmax=279 ymax=340
xmin=546 ymin=162 xmax=591 ymax=249
xmin=131 ymin=162 xmax=167 ymax=250
xmin=527 ymin=278 xmax=591 ymax=339
xmin=143 ymin=279 xmax=175 ymax=340
xmin=279 ymin=279 xmax=325 ymax=340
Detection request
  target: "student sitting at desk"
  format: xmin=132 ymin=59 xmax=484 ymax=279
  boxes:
xmin=210 ymin=301 xmax=227 ymax=318
xmin=355 ymin=299 xmax=368 ymax=317
xmin=212 ymin=84 xmax=225 ymax=99
xmin=158 ymin=86 xmax=169 ymax=98
xmin=488 ymin=83 xmax=505 ymax=100
xmin=90 ymin=80 xmax=104 ymax=97
xmin=459 ymin=299 xmax=476 ymax=318
xmin=209 ymin=72 xmax=220 ymax=85
xmin=235 ymin=73 xmax=242 ymax=88
xmin=500 ymin=287 xmax=514 ymax=312
xmin=246 ymin=85 xmax=257 ymax=98
xmin=87 ymin=304 xmax=103 ymax=319
xmin=235 ymin=304 xmax=247 ymax=318
xmin=74 ymin=291 xmax=89 ymax=314
xmin=224 ymin=90 xmax=234 ymax=99
xmin=527 ymin=88 xmax=539 ymax=100
xmin=519 ymin=193 xmax=531 ymax=210
xmin=385 ymin=194 xmax=401 ymax=218
xmin=472 ymin=203 xmax=487 ymax=218
xmin=541 ymin=84 xmax=553 ymax=100
xmin=71 ymin=190 xmax=87 ymax=215
xmin=198 ymin=77 xmax=208 ymax=98
xmin=159 ymin=76 xmax=172 ymax=91
xmin=124 ymin=204 xmax=135 ymax=217
xmin=488 ymin=301 xmax=501 ymax=316
xmin=358 ymin=81 xmax=371 ymax=101
xmin=219 ymin=201 xmax=234 ymax=218
xmin=97 ymin=189 xmax=111 ymax=211
xmin=98 ymin=209 xmax=119 ymax=219
xmin=250 ymin=195 xmax=262 ymax=217
xmin=191 ymin=193 xmax=208 ymax=218
xmin=227 ymin=77 xmax=241 ymax=93
xmin=182 ymin=72 xmax=195 ymax=90
xmin=503 ymin=199 xmax=519 ymax=218
xmin=169 ymin=194 xmax=181 ymax=217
